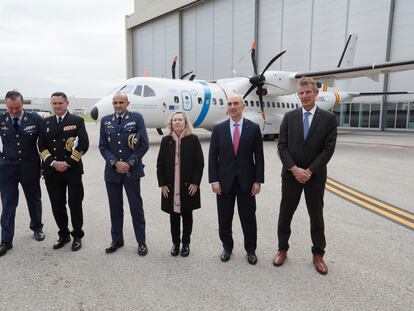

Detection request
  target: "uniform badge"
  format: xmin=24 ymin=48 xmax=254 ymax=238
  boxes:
xmin=125 ymin=115 xmax=130 ymax=120
xmin=65 ymin=137 xmax=76 ymax=152
xmin=47 ymin=128 xmax=50 ymax=133
xmin=128 ymin=133 xmax=139 ymax=150
xmin=46 ymin=120 xmax=50 ymax=124
xmin=23 ymin=116 xmax=28 ymax=122
xmin=5 ymin=117 xmax=9 ymax=122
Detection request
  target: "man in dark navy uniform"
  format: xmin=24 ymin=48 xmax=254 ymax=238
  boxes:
xmin=99 ymin=92 xmax=149 ymax=256
xmin=0 ymin=91 xmax=45 ymax=257
xmin=38 ymin=92 xmax=89 ymax=252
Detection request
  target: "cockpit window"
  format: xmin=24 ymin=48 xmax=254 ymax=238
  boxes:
xmin=119 ymin=85 xmax=134 ymax=94
xmin=143 ymin=85 xmax=156 ymax=97
xmin=134 ymin=85 xmax=143 ymax=96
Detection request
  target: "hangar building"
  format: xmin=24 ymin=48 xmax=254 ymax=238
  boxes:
xmin=125 ymin=0 xmax=414 ymax=131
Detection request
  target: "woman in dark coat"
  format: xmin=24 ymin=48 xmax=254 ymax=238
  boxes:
xmin=156 ymin=111 xmax=204 ymax=257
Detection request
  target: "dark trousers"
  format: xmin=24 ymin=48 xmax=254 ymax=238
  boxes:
xmin=105 ymin=180 xmax=146 ymax=244
xmin=170 ymin=211 xmax=193 ymax=245
xmin=45 ymin=175 xmax=84 ymax=239
xmin=1 ymin=177 xmax=42 ymax=243
xmin=217 ymin=178 xmax=257 ymax=253
xmin=278 ymin=177 xmax=326 ymax=255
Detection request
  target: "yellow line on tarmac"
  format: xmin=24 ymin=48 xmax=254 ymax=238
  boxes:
xmin=327 ymin=178 xmax=414 ymax=221
xmin=326 ymin=184 xmax=414 ymax=229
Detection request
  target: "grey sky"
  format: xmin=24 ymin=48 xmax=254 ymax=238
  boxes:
xmin=0 ymin=0 xmax=134 ymax=98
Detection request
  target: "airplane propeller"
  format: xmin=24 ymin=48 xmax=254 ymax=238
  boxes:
xmin=243 ymin=41 xmax=287 ymax=118
xmin=172 ymin=56 xmax=196 ymax=80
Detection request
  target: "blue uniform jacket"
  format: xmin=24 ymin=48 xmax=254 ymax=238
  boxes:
xmin=0 ymin=111 xmax=42 ymax=183
xmin=99 ymin=111 xmax=149 ymax=183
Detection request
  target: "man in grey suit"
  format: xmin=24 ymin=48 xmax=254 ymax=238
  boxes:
xmin=274 ymin=77 xmax=337 ymax=275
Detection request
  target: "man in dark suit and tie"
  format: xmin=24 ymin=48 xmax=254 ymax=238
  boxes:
xmin=0 ymin=91 xmax=45 ymax=257
xmin=99 ymin=92 xmax=150 ymax=256
xmin=209 ymin=94 xmax=264 ymax=265
xmin=38 ymin=92 xmax=89 ymax=252
xmin=274 ymin=77 xmax=337 ymax=275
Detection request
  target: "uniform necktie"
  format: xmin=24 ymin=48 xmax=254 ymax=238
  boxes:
xmin=13 ymin=118 xmax=19 ymax=132
xmin=303 ymin=111 xmax=311 ymax=139
xmin=117 ymin=116 xmax=122 ymax=125
xmin=58 ymin=116 xmax=62 ymax=124
xmin=233 ymin=122 xmax=240 ymax=155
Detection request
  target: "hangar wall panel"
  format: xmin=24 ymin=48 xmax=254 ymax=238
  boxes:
xmin=257 ymin=0 xmax=283 ymax=71
xmin=311 ymin=0 xmax=348 ymax=71
xmin=281 ymin=0 xmax=313 ymax=71
xmin=195 ymin=1 xmax=214 ymax=79
xmin=387 ymin=0 xmax=414 ymax=100
xmin=213 ymin=0 xmax=233 ymax=78
xmin=132 ymin=12 xmax=179 ymax=78
xmin=232 ymin=0 xmax=255 ymax=76
xmin=181 ymin=8 xmax=196 ymax=76
xmin=346 ymin=0 xmax=390 ymax=96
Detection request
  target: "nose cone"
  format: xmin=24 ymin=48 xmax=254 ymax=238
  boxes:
xmin=90 ymin=106 xmax=98 ymax=120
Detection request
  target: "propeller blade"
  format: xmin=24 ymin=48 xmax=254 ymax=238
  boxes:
xmin=180 ymin=71 xmax=193 ymax=79
xmin=189 ymin=74 xmax=196 ymax=81
xmin=258 ymin=85 xmax=265 ymax=114
xmin=172 ymin=56 xmax=177 ymax=79
xmin=251 ymin=41 xmax=258 ymax=75
xmin=243 ymin=84 xmax=257 ymax=99
xmin=261 ymin=50 xmax=287 ymax=76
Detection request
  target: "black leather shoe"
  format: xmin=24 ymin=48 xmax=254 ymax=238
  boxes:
xmin=33 ymin=230 xmax=45 ymax=241
xmin=170 ymin=244 xmax=179 ymax=256
xmin=247 ymin=252 xmax=258 ymax=265
xmin=53 ymin=236 xmax=71 ymax=249
xmin=0 ymin=242 xmax=13 ymax=257
xmin=71 ymin=238 xmax=82 ymax=252
xmin=137 ymin=244 xmax=148 ymax=256
xmin=181 ymin=244 xmax=190 ymax=257
xmin=220 ymin=249 xmax=231 ymax=262
xmin=106 ymin=241 xmax=124 ymax=254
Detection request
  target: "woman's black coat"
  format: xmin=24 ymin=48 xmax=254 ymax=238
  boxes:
xmin=156 ymin=134 xmax=204 ymax=214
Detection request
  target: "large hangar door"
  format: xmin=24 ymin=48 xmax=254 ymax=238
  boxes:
xmin=181 ymin=0 xmax=254 ymax=80
xmin=132 ymin=12 xmax=179 ymax=78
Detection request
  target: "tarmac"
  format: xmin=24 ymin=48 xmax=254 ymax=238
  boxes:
xmin=0 ymin=123 xmax=413 ymax=311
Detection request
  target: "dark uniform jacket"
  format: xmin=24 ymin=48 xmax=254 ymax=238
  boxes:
xmin=156 ymin=134 xmax=204 ymax=214
xmin=38 ymin=112 xmax=89 ymax=179
xmin=0 ymin=111 xmax=42 ymax=183
xmin=278 ymin=107 xmax=337 ymax=183
xmin=99 ymin=111 xmax=149 ymax=183
xmin=208 ymin=118 xmax=264 ymax=194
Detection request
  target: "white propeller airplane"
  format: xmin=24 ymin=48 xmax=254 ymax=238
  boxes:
xmin=90 ymin=34 xmax=414 ymax=140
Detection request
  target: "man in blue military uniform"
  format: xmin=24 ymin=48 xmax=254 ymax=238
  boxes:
xmin=38 ymin=92 xmax=89 ymax=252
xmin=99 ymin=92 xmax=149 ymax=255
xmin=0 ymin=91 xmax=45 ymax=257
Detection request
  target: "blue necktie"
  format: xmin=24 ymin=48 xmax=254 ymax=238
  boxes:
xmin=303 ymin=111 xmax=311 ymax=139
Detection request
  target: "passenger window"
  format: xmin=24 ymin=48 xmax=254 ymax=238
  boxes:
xmin=219 ymin=99 xmax=224 ymax=105
xmin=198 ymin=97 xmax=203 ymax=104
xmin=120 ymin=85 xmax=134 ymax=94
xmin=174 ymin=96 xmax=179 ymax=103
xmin=277 ymin=102 xmax=280 ymax=108
xmin=212 ymin=98 xmax=217 ymax=105
xmin=143 ymin=85 xmax=156 ymax=97
xmin=256 ymin=101 xmax=260 ymax=107
xmin=267 ymin=101 xmax=270 ymax=108
xmin=282 ymin=103 xmax=285 ymax=108
xmin=296 ymin=104 xmax=299 ymax=108
xmin=244 ymin=100 xmax=248 ymax=106
xmin=250 ymin=101 xmax=254 ymax=107
xmin=133 ymin=85 xmax=142 ymax=96
xmin=272 ymin=102 xmax=275 ymax=108
xmin=287 ymin=103 xmax=290 ymax=109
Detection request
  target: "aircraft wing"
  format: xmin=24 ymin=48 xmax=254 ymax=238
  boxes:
xmin=294 ymin=60 xmax=414 ymax=81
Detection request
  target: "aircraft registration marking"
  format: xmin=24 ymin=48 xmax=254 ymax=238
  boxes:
xmin=326 ymin=177 xmax=414 ymax=230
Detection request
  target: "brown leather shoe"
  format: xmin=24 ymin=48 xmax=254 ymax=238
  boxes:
xmin=313 ymin=255 xmax=328 ymax=275
xmin=273 ymin=250 xmax=287 ymax=266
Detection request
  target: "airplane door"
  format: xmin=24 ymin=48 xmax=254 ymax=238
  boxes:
xmin=181 ymin=91 xmax=192 ymax=111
